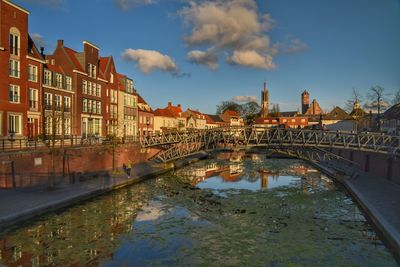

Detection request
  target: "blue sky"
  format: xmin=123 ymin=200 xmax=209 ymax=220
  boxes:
xmin=16 ymin=0 xmax=400 ymax=114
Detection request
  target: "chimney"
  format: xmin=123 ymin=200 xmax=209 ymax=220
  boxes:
xmin=40 ymin=47 xmax=44 ymax=57
xmin=168 ymin=102 xmax=172 ymax=107
xmin=57 ymin=39 xmax=64 ymax=47
xmin=178 ymin=104 xmax=181 ymax=108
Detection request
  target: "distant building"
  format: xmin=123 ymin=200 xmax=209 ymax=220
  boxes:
xmin=382 ymin=103 xmax=400 ymax=135
xmin=220 ymin=110 xmax=244 ymax=127
xmin=153 ymin=102 xmax=185 ymax=133
xmin=205 ymin=114 xmax=229 ymax=129
xmin=301 ymin=90 xmax=324 ymax=115
xmin=184 ymin=109 xmax=206 ymax=129
xmin=260 ymin=81 xmax=269 ymax=118
xmin=254 ymin=116 xmax=308 ymax=128
xmin=322 ymin=106 xmax=355 ymax=131
xmin=137 ymin=94 xmax=153 ymax=136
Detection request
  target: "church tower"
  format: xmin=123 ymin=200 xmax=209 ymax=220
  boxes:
xmin=261 ymin=81 xmax=269 ymax=118
xmin=301 ymin=90 xmax=310 ymax=114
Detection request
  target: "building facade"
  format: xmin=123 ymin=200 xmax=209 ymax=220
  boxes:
xmin=137 ymin=94 xmax=153 ymax=137
xmin=0 ymin=0 xmax=44 ymax=138
xmin=260 ymin=81 xmax=269 ymax=118
xmin=117 ymin=74 xmax=137 ymax=139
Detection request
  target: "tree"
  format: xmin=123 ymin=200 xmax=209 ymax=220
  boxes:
xmin=241 ymin=101 xmax=260 ymax=124
xmin=364 ymin=86 xmax=390 ymax=115
xmin=345 ymin=88 xmax=363 ymax=112
xmin=216 ymin=101 xmax=242 ymax=115
xmin=270 ymin=104 xmax=280 ymax=117
xmin=392 ymin=89 xmax=400 ymax=105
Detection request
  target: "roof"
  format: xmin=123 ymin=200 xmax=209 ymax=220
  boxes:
xmin=166 ymin=104 xmax=185 ymax=118
xmin=45 ymin=63 xmax=63 ymax=73
xmin=153 ymin=108 xmax=175 ymax=118
xmin=137 ymin=94 xmax=148 ymax=105
xmin=99 ymin=57 xmax=110 ymax=74
xmin=279 ymin=111 xmax=298 ymax=117
xmin=63 ymin=47 xmax=84 ymax=72
xmin=324 ymin=106 xmax=352 ymax=120
xmin=206 ymin=114 xmax=226 ymax=123
xmin=224 ymin=110 xmax=240 ymax=117
xmin=28 ymin=34 xmax=44 ymax=60
xmin=350 ymin=107 xmax=366 ymax=117
xmin=383 ymin=103 xmax=400 ymax=120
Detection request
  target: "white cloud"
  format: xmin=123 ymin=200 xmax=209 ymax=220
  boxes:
xmin=187 ymin=50 xmax=219 ymax=70
xmin=228 ymin=50 xmax=276 ymax=69
xmin=122 ymin=48 xmax=178 ymax=74
xmin=232 ymin=95 xmax=258 ymax=102
xmin=280 ymin=38 xmax=308 ymax=54
xmin=180 ymin=0 xmax=278 ymax=69
xmin=31 ymin=33 xmax=45 ymax=49
xmin=114 ymin=0 xmax=155 ymax=10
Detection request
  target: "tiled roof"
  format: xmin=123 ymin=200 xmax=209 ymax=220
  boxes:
xmin=166 ymin=105 xmax=185 ymax=118
xmin=383 ymin=103 xmax=400 ymax=119
xmin=63 ymin=47 xmax=84 ymax=72
xmin=99 ymin=57 xmax=110 ymax=74
xmin=153 ymin=108 xmax=175 ymax=118
xmin=224 ymin=110 xmax=240 ymax=117
xmin=279 ymin=111 xmax=298 ymax=117
xmin=324 ymin=106 xmax=352 ymax=120
xmin=45 ymin=63 xmax=63 ymax=73
xmin=206 ymin=114 xmax=225 ymax=123
xmin=137 ymin=94 xmax=148 ymax=105
xmin=350 ymin=108 xmax=366 ymax=117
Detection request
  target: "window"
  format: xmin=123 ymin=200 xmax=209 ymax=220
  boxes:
xmin=87 ymin=63 xmax=97 ymax=78
xmin=28 ymin=65 xmax=38 ymax=82
xmin=66 ymin=76 xmax=72 ymax=90
xmin=44 ymin=70 xmax=52 ymax=86
xmin=64 ymin=118 xmax=71 ymax=135
xmin=9 ymin=30 xmax=19 ymax=56
xmin=54 ymin=95 xmax=62 ymax=110
xmin=29 ymin=89 xmax=38 ymax=109
xmin=88 ymin=99 xmax=92 ymax=113
xmin=56 ymin=119 xmax=62 ymax=135
xmin=93 ymin=119 xmax=100 ymax=135
xmin=9 ymin=59 xmax=19 ymax=78
xmin=82 ymin=80 xmax=87 ymax=94
xmin=64 ymin=96 xmax=71 ymax=112
xmin=111 ymin=90 xmax=117 ymax=103
xmin=88 ymin=81 xmax=92 ymax=95
xmin=82 ymin=99 xmax=87 ymax=112
xmin=97 ymin=102 xmax=101 ymax=114
xmin=8 ymin=114 xmax=22 ymax=135
xmin=96 ymin=84 xmax=101 ymax=97
xmin=92 ymin=100 xmax=96 ymax=114
xmin=45 ymin=116 xmax=52 ymax=135
xmin=56 ymin=73 xmax=63 ymax=88
xmin=9 ymin=85 xmax=20 ymax=103
xmin=110 ymin=73 xmax=114 ymax=83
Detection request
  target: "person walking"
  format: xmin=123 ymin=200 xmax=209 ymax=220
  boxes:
xmin=126 ymin=160 xmax=132 ymax=179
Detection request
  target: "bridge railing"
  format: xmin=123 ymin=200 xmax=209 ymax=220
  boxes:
xmin=140 ymin=127 xmax=400 ymax=156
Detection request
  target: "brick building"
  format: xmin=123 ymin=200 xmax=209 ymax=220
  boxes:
xmin=99 ymin=56 xmax=119 ymax=135
xmin=116 ymin=73 xmax=137 ymax=139
xmin=137 ymin=94 xmax=153 ymax=137
xmin=48 ymin=40 xmax=109 ymax=137
xmin=0 ymin=0 xmax=44 ymax=138
xmin=301 ymin=90 xmax=324 ymax=115
xmin=254 ymin=116 xmax=308 ymax=128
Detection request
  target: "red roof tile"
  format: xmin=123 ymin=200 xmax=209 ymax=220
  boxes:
xmin=64 ymin=47 xmax=84 ymax=72
xmin=153 ymin=108 xmax=175 ymax=118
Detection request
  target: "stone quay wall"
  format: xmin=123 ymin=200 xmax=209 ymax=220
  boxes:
xmin=0 ymin=144 xmax=160 ymax=188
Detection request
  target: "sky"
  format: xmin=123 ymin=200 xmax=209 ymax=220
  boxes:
xmin=15 ymin=0 xmax=400 ymax=114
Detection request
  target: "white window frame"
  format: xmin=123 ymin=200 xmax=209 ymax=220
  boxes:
xmin=8 ymin=113 xmax=22 ymax=135
xmin=9 ymin=85 xmax=20 ymax=103
xmin=82 ymin=80 xmax=87 ymax=94
xmin=56 ymin=73 xmax=63 ymax=89
xmin=29 ymin=89 xmax=38 ymax=109
xmin=44 ymin=70 xmax=52 ymax=86
xmin=66 ymin=76 xmax=72 ymax=90
xmin=9 ymin=59 xmax=20 ymax=78
xmin=28 ymin=64 xmax=38 ymax=82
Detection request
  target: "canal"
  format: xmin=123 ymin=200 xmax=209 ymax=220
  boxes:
xmin=0 ymin=151 xmax=397 ymax=266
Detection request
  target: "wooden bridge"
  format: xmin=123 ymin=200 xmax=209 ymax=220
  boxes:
xmin=141 ymin=127 xmax=400 ymax=165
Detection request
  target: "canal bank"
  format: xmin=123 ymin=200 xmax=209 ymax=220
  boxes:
xmin=0 ymin=152 xmax=209 ymax=230
xmin=312 ymin=162 xmax=400 ymax=262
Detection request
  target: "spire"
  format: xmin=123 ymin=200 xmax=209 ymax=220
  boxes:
xmin=264 ymin=80 xmax=267 ymax=92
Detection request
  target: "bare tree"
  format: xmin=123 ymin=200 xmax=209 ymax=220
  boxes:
xmin=364 ymin=86 xmax=390 ymax=115
xmin=345 ymin=88 xmax=363 ymax=112
xmin=392 ymin=89 xmax=400 ymax=105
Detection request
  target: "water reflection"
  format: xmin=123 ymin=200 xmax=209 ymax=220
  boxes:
xmin=0 ymin=152 xmax=397 ymax=266
xmin=176 ymin=152 xmax=335 ymax=193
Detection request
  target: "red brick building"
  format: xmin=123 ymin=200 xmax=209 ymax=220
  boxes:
xmin=0 ymin=0 xmax=44 ymax=138
xmin=137 ymin=94 xmax=154 ymax=136
xmin=47 ymin=40 xmax=109 ymax=137
xmin=254 ymin=116 xmax=308 ymax=128
xmin=99 ymin=56 xmax=119 ymax=135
